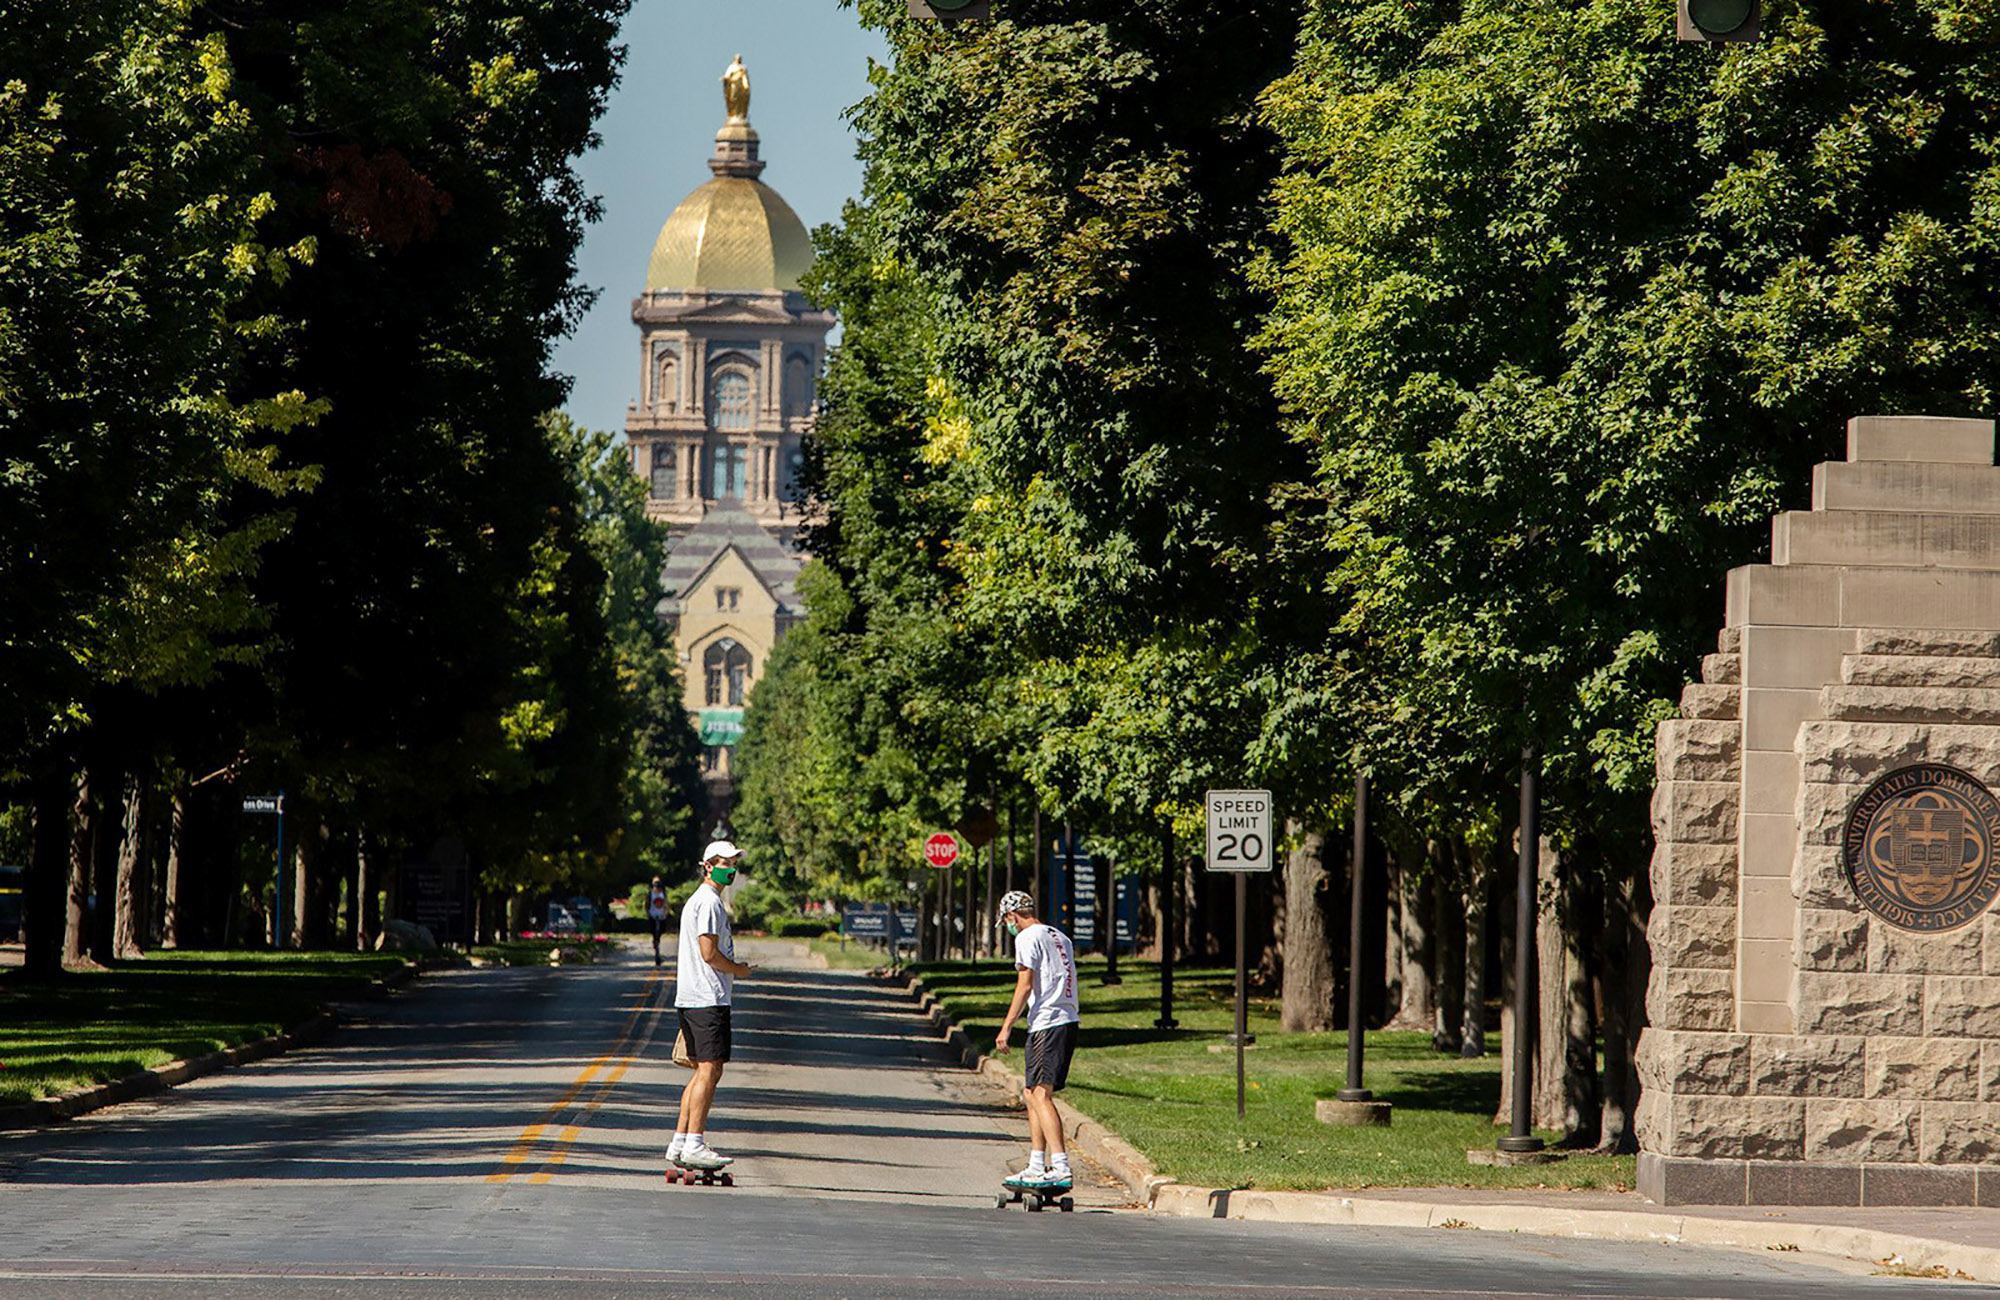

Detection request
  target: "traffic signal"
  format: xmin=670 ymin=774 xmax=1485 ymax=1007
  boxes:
xmin=909 ymin=0 xmax=990 ymax=20
xmin=1678 ymin=0 xmax=1758 ymax=42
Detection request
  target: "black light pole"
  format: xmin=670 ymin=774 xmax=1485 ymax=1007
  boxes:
xmin=1063 ymin=820 xmax=1078 ymax=938
xmin=1337 ymin=772 xmax=1372 ymax=1103
xmin=1155 ymin=822 xmax=1178 ymax=1029
xmin=1099 ymin=848 xmax=1122 ymax=985
xmin=1498 ymin=745 xmax=1546 ymax=1155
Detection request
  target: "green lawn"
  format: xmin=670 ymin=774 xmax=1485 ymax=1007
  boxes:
xmin=909 ymin=956 xmax=1635 ymax=1193
xmin=802 ymin=935 xmax=889 ymax=970
xmin=471 ymin=938 xmax=609 ymax=966
xmin=0 ymin=949 xmax=409 ymax=1105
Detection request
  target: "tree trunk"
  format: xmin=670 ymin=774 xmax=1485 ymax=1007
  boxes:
xmin=25 ymin=767 xmax=73 ymax=977
xmin=159 ymin=791 xmax=187 ymax=950
xmin=1279 ymin=823 xmax=1334 ymax=1031
xmin=65 ymin=773 xmax=94 ymax=967
xmin=112 ymin=779 xmax=145 ymax=959
xmin=354 ymin=835 xmax=374 ymax=952
xmin=1597 ymin=863 xmax=1649 ymax=1153
xmin=1460 ymin=837 xmax=1491 ymax=1058
xmin=85 ymin=764 xmax=122 ymax=965
xmin=1387 ymin=847 xmax=1436 ymax=1030
xmin=1434 ymin=839 xmax=1466 ymax=1052
xmin=1530 ymin=841 xmax=1600 ymax=1143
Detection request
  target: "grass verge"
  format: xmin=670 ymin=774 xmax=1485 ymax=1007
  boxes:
xmin=801 ymin=935 xmax=888 ymax=970
xmin=910 ymin=956 xmax=1634 ymax=1194
xmin=471 ymin=938 xmax=608 ymax=966
xmin=0 ymin=949 xmax=408 ymax=1106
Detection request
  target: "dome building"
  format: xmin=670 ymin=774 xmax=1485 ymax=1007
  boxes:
xmin=630 ymin=57 xmax=833 ymax=824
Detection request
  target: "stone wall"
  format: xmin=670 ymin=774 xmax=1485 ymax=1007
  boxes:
xmin=1638 ymin=416 xmax=2000 ymax=1207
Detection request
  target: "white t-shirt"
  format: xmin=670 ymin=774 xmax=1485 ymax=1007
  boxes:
xmin=1013 ymin=922 xmax=1079 ymax=1032
xmin=675 ymin=885 xmax=734 ymax=1008
xmin=647 ymin=885 xmax=668 ymax=921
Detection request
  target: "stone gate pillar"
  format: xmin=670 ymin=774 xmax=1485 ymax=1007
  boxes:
xmin=1639 ymin=415 xmax=2000 ymax=1206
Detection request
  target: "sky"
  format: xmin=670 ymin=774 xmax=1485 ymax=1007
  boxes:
xmin=553 ymin=1 xmax=888 ymax=438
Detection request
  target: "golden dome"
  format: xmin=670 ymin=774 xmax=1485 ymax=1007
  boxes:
xmin=646 ymin=175 xmax=812 ymax=293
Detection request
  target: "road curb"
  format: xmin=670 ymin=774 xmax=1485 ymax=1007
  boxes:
xmin=890 ymin=968 xmax=1163 ymax=1203
xmin=1149 ymin=1183 xmax=2000 ymax=1281
xmin=0 ymin=958 xmax=420 ymax=1132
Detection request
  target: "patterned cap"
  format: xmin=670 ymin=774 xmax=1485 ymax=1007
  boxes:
xmin=997 ymin=890 xmax=1035 ymax=927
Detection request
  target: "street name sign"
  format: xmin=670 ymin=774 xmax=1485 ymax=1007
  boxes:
xmin=923 ymin=832 xmax=960 ymax=870
xmin=242 ymin=795 xmax=283 ymax=815
xmin=1205 ymin=789 xmax=1273 ymax=872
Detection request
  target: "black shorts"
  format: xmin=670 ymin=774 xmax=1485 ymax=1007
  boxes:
xmin=677 ymin=1005 xmax=732 ymax=1064
xmin=1024 ymin=1022 xmax=1078 ymax=1091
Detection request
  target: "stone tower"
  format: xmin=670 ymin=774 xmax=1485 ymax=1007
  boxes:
xmin=1642 ymin=415 xmax=2000 ymax=1207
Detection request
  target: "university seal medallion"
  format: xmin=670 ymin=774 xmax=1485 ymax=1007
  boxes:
xmin=1844 ymin=763 xmax=2000 ymax=933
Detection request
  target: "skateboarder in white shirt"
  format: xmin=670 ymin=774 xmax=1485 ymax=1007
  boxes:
xmin=667 ymin=841 xmax=754 ymax=1173
xmin=992 ymin=890 xmax=1080 ymax=1191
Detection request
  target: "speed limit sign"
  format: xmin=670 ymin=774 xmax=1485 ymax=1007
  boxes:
xmin=1204 ymin=790 xmax=1273 ymax=872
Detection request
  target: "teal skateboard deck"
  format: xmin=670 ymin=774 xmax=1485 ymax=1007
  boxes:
xmin=997 ymin=1160 xmax=1073 ymax=1211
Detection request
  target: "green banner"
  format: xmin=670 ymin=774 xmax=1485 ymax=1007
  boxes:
xmin=699 ymin=708 xmax=745 ymax=746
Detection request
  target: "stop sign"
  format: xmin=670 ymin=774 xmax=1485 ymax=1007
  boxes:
xmin=924 ymin=832 xmax=960 ymax=869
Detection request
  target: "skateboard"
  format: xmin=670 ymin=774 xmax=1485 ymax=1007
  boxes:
xmin=664 ymin=1163 xmax=734 ymax=1187
xmin=995 ymin=1177 xmax=1074 ymax=1212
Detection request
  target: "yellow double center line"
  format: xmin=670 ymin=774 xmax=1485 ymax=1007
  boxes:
xmin=487 ymin=965 xmax=667 ymax=1185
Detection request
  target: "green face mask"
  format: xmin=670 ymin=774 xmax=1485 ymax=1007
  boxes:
xmin=709 ymin=863 xmax=738 ymax=886
xmin=1005 ymin=921 xmax=1020 ymax=937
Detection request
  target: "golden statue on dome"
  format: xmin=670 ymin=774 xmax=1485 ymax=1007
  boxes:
xmin=721 ymin=54 xmax=751 ymax=122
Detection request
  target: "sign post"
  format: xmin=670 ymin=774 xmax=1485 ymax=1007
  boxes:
xmin=925 ymin=834 xmax=959 ymax=963
xmin=242 ymin=793 xmax=285 ymax=949
xmin=1205 ymin=789 xmax=1273 ymax=1121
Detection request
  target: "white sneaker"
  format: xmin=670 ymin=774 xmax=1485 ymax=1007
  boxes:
xmin=1030 ymin=1168 xmax=1073 ymax=1189
xmin=678 ymin=1146 xmax=734 ymax=1171
xmin=665 ymin=1145 xmax=685 ymax=1164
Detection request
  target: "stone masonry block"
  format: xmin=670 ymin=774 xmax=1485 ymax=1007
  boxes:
xmin=1814 ymin=461 xmax=2000 ymax=515
xmin=1743 ymin=688 xmax=1822 ymax=751
xmin=1871 ymin=923 xmax=1982 ymax=976
xmin=1638 ymin=1029 xmax=1751 ymax=1096
xmin=1651 ymin=780 xmax=1739 ymax=846
xmin=1796 ymin=844 xmax=1853 ymax=911
xmin=1797 ymin=907 xmax=1868 ymax=972
xmin=1846 ymin=414 xmax=1995 ymax=464
xmin=1799 ymin=722 xmax=2000 ymax=788
xmin=1987 ymin=915 xmax=2000 ymax=976
xmin=1719 ymin=627 xmax=1742 ymax=653
xmin=1743 ymin=750 xmax=1798 ymax=816
xmin=1663 ymin=1095 xmax=1805 ymax=1161
xmin=1772 ymin=510 xmax=1923 ymax=568
xmin=1856 ymin=629 xmax=2000 ymax=659
xmin=1655 ymin=841 xmax=1738 ymax=908
xmin=1649 ymin=967 xmax=1735 ymax=1032
xmin=1679 ymin=683 xmax=1739 ymax=720
xmin=1868 ymin=1038 xmax=1981 ymax=1100
xmin=1806 ymin=1099 xmax=1920 ymax=1164
xmin=1655 ymin=719 xmax=1741 ymax=784
xmin=1797 ymin=782 xmax=1852 ymax=847
xmin=1843 ymin=655 xmax=2000 ymax=690
xmin=1727 ymin=566 xmax=1840 ymax=627
xmin=1743 ymin=625 xmax=1857 ymax=690
xmin=1650 ymin=904 xmax=1736 ymax=970
xmin=1922 ymin=1102 xmax=2000 ymax=1164
xmin=1822 ymin=685 xmax=2000 ymax=725
xmin=1751 ymin=1034 xmax=1865 ymax=1098
xmin=1794 ymin=972 xmax=1924 ymax=1036
xmin=1927 ymin=977 xmax=2000 ymax=1038
xmin=1741 ymin=938 xmax=1794 ymax=1007
xmin=1983 ymin=1043 xmax=2000 ymax=1101
xmin=1839 ymin=567 xmax=2000 ymax=630
xmin=1741 ymin=812 xmax=1796 ymax=880
xmin=1739 ymin=1000 xmax=1795 ymax=1035
xmin=1633 ymin=1080 xmax=1669 ymax=1157
xmin=1703 ymin=652 xmax=1742 ymax=685
xmin=1741 ymin=876 xmax=1796 ymax=942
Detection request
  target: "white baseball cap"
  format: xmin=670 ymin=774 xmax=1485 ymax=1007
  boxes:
xmin=703 ymin=840 xmax=743 ymax=862
xmin=997 ymin=890 xmax=1035 ymax=927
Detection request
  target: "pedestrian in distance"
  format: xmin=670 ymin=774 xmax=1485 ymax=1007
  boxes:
xmin=666 ymin=841 xmax=754 ymax=1174
xmin=647 ymin=874 xmax=669 ymax=967
xmin=992 ymin=889 xmax=1079 ymax=1192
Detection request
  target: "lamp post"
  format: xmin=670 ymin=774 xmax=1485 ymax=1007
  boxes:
xmin=1498 ymin=746 xmax=1547 ymax=1156
xmin=1337 ymin=772 xmax=1372 ymax=1103
xmin=1156 ymin=822 xmax=1178 ymax=1029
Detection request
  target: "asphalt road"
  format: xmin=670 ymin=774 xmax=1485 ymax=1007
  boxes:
xmin=0 ymin=940 xmax=1985 ymax=1299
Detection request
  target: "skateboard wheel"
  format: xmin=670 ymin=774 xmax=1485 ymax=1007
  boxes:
xmin=718 ymin=1174 xmax=733 ymax=1187
xmin=1026 ymin=1195 xmax=1044 ymax=1212
xmin=995 ymin=1192 xmax=1010 ymax=1209
xmin=1060 ymin=1197 xmax=1075 ymax=1212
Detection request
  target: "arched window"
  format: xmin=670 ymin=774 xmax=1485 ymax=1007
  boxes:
xmin=709 ymin=443 xmax=747 ymax=499
xmin=649 ymin=444 xmax=675 ymax=499
xmin=655 ymin=353 xmax=679 ymax=413
xmin=784 ymin=355 xmax=813 ymax=417
xmin=703 ymin=638 xmax=753 ymax=707
xmin=709 ymin=370 xmax=754 ymax=432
